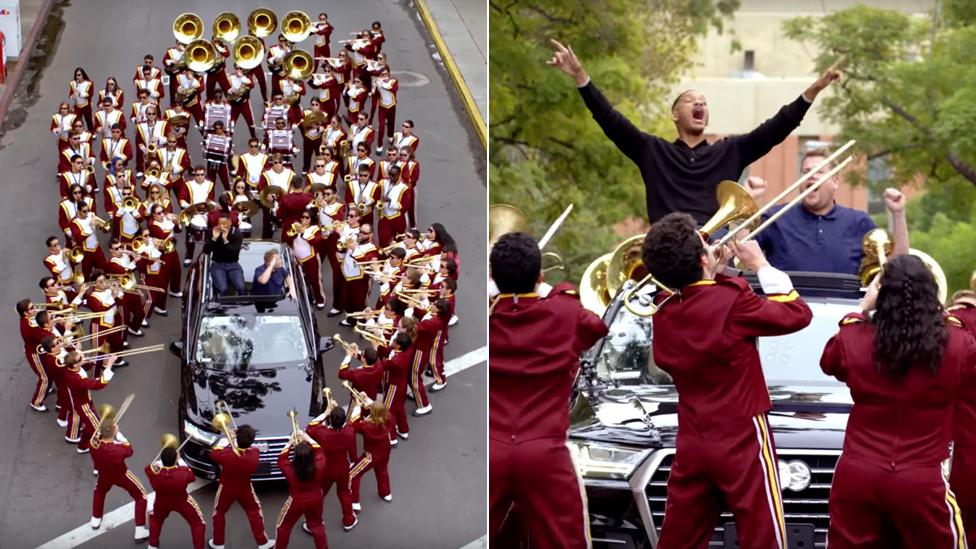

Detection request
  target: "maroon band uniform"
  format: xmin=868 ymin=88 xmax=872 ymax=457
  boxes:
xmin=821 ymin=312 xmax=975 ymax=547
xmin=209 ymin=443 xmax=271 ymax=547
xmin=63 ymin=362 xmax=110 ymax=452
xmin=145 ymin=460 xmax=206 ymax=549
xmin=947 ymin=302 xmax=976 ymax=545
xmin=349 ymin=415 xmax=393 ymax=504
xmin=307 ymin=414 xmax=359 ymax=529
xmin=90 ymin=431 xmax=148 ymax=527
xmin=489 ymin=283 xmax=608 ymax=548
xmin=651 ymin=273 xmax=811 ymax=548
xmin=274 ymin=444 xmax=328 ymax=549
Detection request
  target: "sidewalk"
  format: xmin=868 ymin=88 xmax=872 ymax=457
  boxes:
xmin=0 ymin=0 xmax=54 ymax=124
xmin=416 ymin=0 xmax=486 ymax=146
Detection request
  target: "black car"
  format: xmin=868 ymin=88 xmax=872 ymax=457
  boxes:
xmin=571 ymin=273 xmax=865 ymax=548
xmin=175 ymin=240 xmax=335 ymax=481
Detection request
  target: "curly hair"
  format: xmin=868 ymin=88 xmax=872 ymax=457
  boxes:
xmin=641 ymin=213 xmax=704 ymax=289
xmin=490 ymin=232 xmax=540 ymax=294
xmin=292 ymin=442 xmax=318 ymax=482
xmin=873 ymin=255 xmax=947 ymax=377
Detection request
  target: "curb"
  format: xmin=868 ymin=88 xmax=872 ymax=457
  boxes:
xmin=0 ymin=0 xmax=56 ymax=126
xmin=414 ymin=0 xmax=486 ymax=149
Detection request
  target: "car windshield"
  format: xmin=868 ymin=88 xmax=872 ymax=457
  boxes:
xmin=595 ymin=299 xmax=855 ymax=386
xmin=196 ymin=314 xmax=309 ymax=368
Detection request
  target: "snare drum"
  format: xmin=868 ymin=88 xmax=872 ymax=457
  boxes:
xmin=190 ymin=213 xmax=208 ymax=231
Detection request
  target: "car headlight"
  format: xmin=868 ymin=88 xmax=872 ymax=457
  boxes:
xmin=778 ymin=459 xmax=811 ymax=492
xmin=568 ymin=440 xmax=651 ymax=480
xmin=184 ymin=420 xmax=219 ymax=446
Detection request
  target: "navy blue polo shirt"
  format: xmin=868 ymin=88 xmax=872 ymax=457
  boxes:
xmin=754 ymin=203 xmax=875 ymax=275
xmin=252 ymin=265 xmax=286 ymax=295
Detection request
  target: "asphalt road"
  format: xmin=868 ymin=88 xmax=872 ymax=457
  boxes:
xmin=0 ymin=1 xmax=486 ymax=547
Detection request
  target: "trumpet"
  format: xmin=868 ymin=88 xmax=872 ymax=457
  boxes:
xmin=379 ymin=240 xmax=403 ymax=254
xmin=68 ymin=246 xmax=86 ymax=264
xmin=322 ymin=220 xmax=346 ymax=231
xmin=356 ymin=259 xmax=386 ymax=266
xmin=151 ymin=433 xmax=191 ymax=473
xmin=403 ymin=255 xmax=437 ymax=269
xmin=342 ymin=381 xmax=373 ymax=407
xmin=332 ymin=333 xmax=359 ymax=354
xmin=345 ymin=309 xmax=382 ymax=319
xmin=354 ymin=325 xmax=388 ymax=346
xmin=394 ymin=291 xmax=426 ymax=309
xmin=365 ymin=268 xmax=398 ymax=283
xmin=91 ymin=214 xmax=112 ymax=233
xmin=146 ymin=143 xmax=158 ymax=156
xmin=287 ymin=409 xmax=302 ymax=444
xmin=285 ymin=222 xmax=304 ymax=238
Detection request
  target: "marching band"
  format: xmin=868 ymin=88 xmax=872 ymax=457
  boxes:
xmin=18 ymin=8 xmax=463 ymax=548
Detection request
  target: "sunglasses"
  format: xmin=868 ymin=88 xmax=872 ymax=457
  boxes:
xmin=273 ymin=161 xmax=283 ymax=165
xmin=194 ymin=172 xmax=205 ymax=176
xmin=167 ymin=141 xmax=177 ymax=145
xmin=315 ymin=164 xmax=325 ymax=168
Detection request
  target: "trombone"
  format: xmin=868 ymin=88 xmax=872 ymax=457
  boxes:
xmin=212 ymin=409 xmax=241 ymax=456
xmin=151 ymin=433 xmax=191 ymax=473
xmin=96 ymin=393 xmax=135 ymax=431
xmin=354 ymin=325 xmax=388 ymax=347
xmin=345 ymin=309 xmax=382 ymax=319
xmin=70 ymin=324 xmax=126 ymax=343
xmin=87 ymin=343 xmax=167 ymax=362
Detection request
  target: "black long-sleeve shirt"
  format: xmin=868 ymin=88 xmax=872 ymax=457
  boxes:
xmin=202 ymin=228 xmax=243 ymax=263
xmin=578 ymin=81 xmax=812 ymax=224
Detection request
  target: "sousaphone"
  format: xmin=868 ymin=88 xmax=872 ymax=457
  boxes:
xmin=247 ymin=8 xmax=277 ymax=38
xmin=173 ymin=13 xmax=204 ymax=45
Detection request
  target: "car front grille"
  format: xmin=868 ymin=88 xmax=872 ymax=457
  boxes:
xmin=643 ymin=449 xmax=837 ymax=548
xmin=253 ymin=437 xmax=291 ymax=480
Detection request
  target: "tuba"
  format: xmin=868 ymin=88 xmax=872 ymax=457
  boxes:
xmin=173 ymin=13 xmax=203 ymax=45
xmin=579 ymin=253 xmax=613 ymax=315
xmin=185 ymin=39 xmax=218 ymax=73
xmin=247 ymin=8 xmax=277 ymax=38
xmin=232 ymin=35 xmax=265 ymax=72
xmin=213 ymin=12 xmax=240 ymax=42
xmin=283 ymin=50 xmax=314 ymax=82
xmin=281 ymin=11 xmax=312 ymax=43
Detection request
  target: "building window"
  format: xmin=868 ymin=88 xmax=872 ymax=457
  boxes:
xmin=865 ymin=157 xmax=891 ymax=215
xmin=744 ymin=50 xmax=755 ymax=71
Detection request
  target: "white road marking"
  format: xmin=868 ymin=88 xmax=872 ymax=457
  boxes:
xmin=35 ymin=479 xmax=209 ymax=549
xmin=459 ymin=535 xmax=487 ymax=549
xmin=36 ymin=347 xmax=487 ymax=548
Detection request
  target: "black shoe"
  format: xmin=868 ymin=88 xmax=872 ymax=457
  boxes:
xmin=339 ymin=318 xmax=354 ymax=327
xmin=114 ymin=360 xmax=129 ymax=368
xmin=423 ymin=370 xmax=434 ymax=378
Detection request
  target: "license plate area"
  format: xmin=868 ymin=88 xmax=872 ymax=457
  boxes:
xmin=723 ymin=523 xmax=815 ymax=549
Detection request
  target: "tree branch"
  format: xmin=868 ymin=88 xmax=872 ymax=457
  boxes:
xmin=946 ymin=152 xmax=976 ymax=186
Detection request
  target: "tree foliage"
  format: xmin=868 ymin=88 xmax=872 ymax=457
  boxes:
xmin=489 ymin=0 xmax=738 ymax=282
xmin=785 ymin=1 xmax=976 ymax=293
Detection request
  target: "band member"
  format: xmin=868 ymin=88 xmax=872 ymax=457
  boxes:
xmin=348 ymin=140 xmax=376 ymax=183
xmin=97 ymin=77 xmax=125 ymax=110
xmin=141 ymin=176 xmax=174 ymax=214
xmin=409 ymin=299 xmax=449 ymax=412
xmin=86 ymin=269 xmax=127 ymax=360
xmin=163 ymin=41 xmax=187 ymax=105
xmin=58 ymin=185 xmax=92 ymax=245
xmin=821 ymin=256 xmax=976 ymax=547
xmin=39 ymin=335 xmax=82 ymax=442
xmin=133 ymin=54 xmax=162 ymax=91
xmin=641 ymin=214 xmax=813 ymax=546
xmin=134 ymin=106 xmax=166 ymax=174
xmin=258 ymin=153 xmax=297 ymax=239
xmin=489 ymin=232 xmax=609 ymax=547
xmin=396 ymin=146 xmax=420 ymax=226
xmin=377 ymin=166 xmax=411 ymax=247
xmin=71 ymin=202 xmax=108 ymax=277
xmin=312 ymin=13 xmax=334 ymax=61
xmin=69 ymin=67 xmax=95 ymax=130
xmin=339 ymin=345 xmax=385 ymax=401
xmin=227 ymin=65 xmax=257 ymax=139
xmin=145 ymin=446 xmax=206 ymax=549
xmin=366 ymin=52 xmax=391 ymax=81
xmin=111 ymin=185 xmax=143 ymax=244
xmin=281 ymin=76 xmax=306 ymax=126
xmin=345 ymin=33 xmax=375 ymax=88
xmin=312 ymin=185 xmax=345 ymax=312
xmin=370 ymin=21 xmax=385 ymax=54
xmin=754 ymin=152 xmax=909 ymax=274
xmin=206 ymin=193 xmax=240 ymax=230
xmin=548 ymin=39 xmax=838 ymax=224
xmin=129 ymin=88 xmax=155 ymax=127
xmin=69 ymin=117 xmax=94 ymax=147
xmin=278 ymin=176 xmax=313 ymax=245
xmin=265 ymin=117 xmax=298 ymax=166
xmin=306 ymin=405 xmax=358 ymax=531
xmin=147 ymin=203 xmax=183 ymax=305
xmin=346 ymin=165 xmax=380 ymax=225
xmin=155 ymin=133 xmax=192 ymax=199
xmin=179 ymin=166 xmax=217 ymax=263
xmin=62 ymin=351 xmax=115 ymax=454
xmin=44 ymin=235 xmax=78 ymax=288
xmin=344 ymin=77 xmax=369 ymax=126
xmin=175 ymin=67 xmax=206 ymax=128
xmin=392 ymin=119 xmax=420 ymax=153
xmin=333 ymin=50 xmax=353 ymax=93
xmin=948 ymin=291 xmax=976 ymax=544
xmin=323 ymin=116 xmax=347 ymax=161
xmin=379 ymin=332 xmax=413 ymax=442
xmin=349 ymin=401 xmax=393 ymax=510
xmin=274 ymin=436 xmax=328 ymax=549
xmin=52 ymin=102 xmax=79 ymax=150
xmin=306 ymin=153 xmax=339 ymax=191
xmin=308 ymin=63 xmax=340 ymax=120
xmin=338 ymin=222 xmax=379 ymax=322
xmin=162 ymin=103 xmax=192 ymax=149
xmin=227 ymin=178 xmax=255 ymax=236
xmin=244 ymin=34 xmax=269 ymax=102
xmin=88 ymin=406 xmax=150 ymax=543
xmin=59 ymin=136 xmax=96 ymax=183
xmin=94 ymin=96 xmax=127 ymax=140
xmin=267 ymin=34 xmax=291 ymax=96
xmin=236 ymin=138 xmax=269 ymax=193
xmin=17 ymin=299 xmax=50 ymax=412
xmin=300 ymin=98 xmax=327 ymax=172
xmin=99 ymin=125 xmax=133 ymax=170
xmin=105 ymin=239 xmax=149 ymax=336
xmin=135 ymin=227 xmax=167 ymax=318
xmin=376 ymin=147 xmax=396 ymax=181
xmin=205 ymin=36 xmax=232 ymax=99
xmin=103 ymin=158 xmax=131 ymax=216
xmin=203 ymin=90 xmax=232 ymax=134
xmin=370 ymin=68 xmax=398 ymax=154
xmin=209 ymin=425 xmax=275 ymax=549
xmin=203 ymin=121 xmax=233 ymax=191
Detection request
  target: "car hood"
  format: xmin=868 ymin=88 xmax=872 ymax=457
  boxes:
xmin=569 ymin=381 xmax=851 ymax=450
xmin=184 ymin=360 xmax=324 ymax=436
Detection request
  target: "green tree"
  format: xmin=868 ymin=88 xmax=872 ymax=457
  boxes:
xmin=784 ymin=1 xmax=976 ymax=293
xmin=489 ymin=0 xmax=738 ymax=282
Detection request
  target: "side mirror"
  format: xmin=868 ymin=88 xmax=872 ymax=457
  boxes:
xmin=169 ymin=340 xmax=184 ymax=358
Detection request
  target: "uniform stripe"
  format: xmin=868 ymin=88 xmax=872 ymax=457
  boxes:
xmin=430 ymin=332 xmax=444 ymax=383
xmin=275 ymin=496 xmax=292 ymax=529
xmin=125 ymin=472 xmax=148 ymax=497
xmin=753 ymin=416 xmax=786 ymax=548
xmin=767 ymin=290 xmax=800 ymax=303
xmin=211 ymin=485 xmax=223 ymax=518
xmin=941 ymin=469 xmax=967 ymax=548
xmin=384 ymin=386 xmax=396 ymax=408
xmin=757 ymin=416 xmax=787 ymax=543
xmin=349 ymin=453 xmax=373 ymax=479
xmin=250 ymin=485 xmax=265 ymax=519
xmin=565 ymin=441 xmax=593 ymax=549
xmin=187 ymin=496 xmax=205 ymax=522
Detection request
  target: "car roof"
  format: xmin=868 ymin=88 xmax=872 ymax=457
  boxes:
xmin=200 ymin=239 xmax=303 ymax=314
